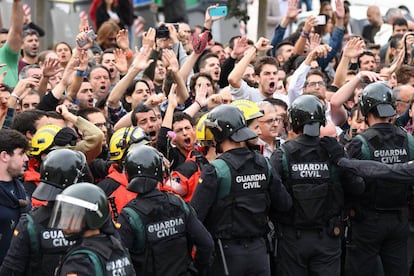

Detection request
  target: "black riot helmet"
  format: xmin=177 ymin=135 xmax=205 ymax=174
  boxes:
xmin=49 ymin=182 xmax=110 ymax=234
xmin=125 ymin=145 xmax=164 ymax=194
xmin=204 ymin=104 xmax=257 ymax=144
xmin=360 ymin=82 xmax=396 ymax=118
xmin=289 ymin=94 xmax=326 ymax=136
xmin=32 ymin=149 xmax=91 ymax=201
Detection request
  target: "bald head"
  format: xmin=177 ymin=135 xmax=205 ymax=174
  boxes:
xmin=367 ymin=6 xmax=383 ymax=27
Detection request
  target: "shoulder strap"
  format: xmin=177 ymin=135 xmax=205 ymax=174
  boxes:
xmin=210 ymin=158 xmax=231 ymax=200
xmin=70 ymin=249 xmax=103 ymax=276
xmin=280 ymin=146 xmax=289 ymax=179
xmin=355 ymin=135 xmax=371 ymax=160
xmin=407 ymin=133 xmax=414 ymax=160
xmin=166 ymin=192 xmax=190 ymax=215
xmin=122 ymin=206 xmax=146 ymax=253
xmin=26 ymin=214 xmax=39 ymax=255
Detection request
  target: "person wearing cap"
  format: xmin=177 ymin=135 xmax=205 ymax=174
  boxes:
xmin=0 ymin=149 xmax=92 ymax=275
xmin=269 ymin=94 xmax=363 ymax=276
xmin=191 ymin=104 xmax=291 ymax=275
xmin=344 ymin=81 xmax=414 ymax=276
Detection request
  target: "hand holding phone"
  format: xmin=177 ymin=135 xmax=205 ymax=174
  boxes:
xmin=209 ymin=6 xmax=228 ymax=17
xmin=77 ymin=30 xmax=96 ymax=48
xmin=316 ymin=15 xmax=326 ymax=25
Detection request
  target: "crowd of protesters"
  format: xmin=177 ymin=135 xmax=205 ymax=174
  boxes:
xmin=1 ymin=0 xmax=414 ymax=275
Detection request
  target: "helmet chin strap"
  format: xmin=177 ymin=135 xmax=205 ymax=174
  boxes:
xmin=64 ymin=226 xmax=88 ymax=242
xmin=215 ymin=143 xmax=223 ymax=154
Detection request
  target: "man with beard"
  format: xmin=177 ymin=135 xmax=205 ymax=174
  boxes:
xmin=0 ymin=129 xmax=29 ymax=265
xmin=75 ymin=79 xmax=95 ymax=110
xmin=18 ymin=29 xmax=39 ymax=73
xmin=228 ymin=37 xmax=276 ymax=103
xmin=157 ymin=91 xmax=198 ymax=170
xmin=0 ymin=149 xmax=91 ymax=275
xmin=131 ymin=103 xmax=161 ymax=147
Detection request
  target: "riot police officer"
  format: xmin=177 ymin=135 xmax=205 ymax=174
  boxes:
xmin=269 ymin=95 xmax=362 ymax=276
xmin=97 ymin=126 xmax=150 ymax=220
xmin=50 ymin=182 xmax=136 ymax=275
xmin=345 ymin=82 xmax=413 ymax=276
xmin=0 ymin=149 xmax=91 ymax=275
xmin=191 ymin=104 xmax=292 ymax=276
xmin=117 ymin=145 xmax=214 ymax=276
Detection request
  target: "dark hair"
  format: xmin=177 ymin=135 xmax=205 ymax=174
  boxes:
xmin=173 ymin=111 xmax=194 ymax=127
xmin=123 ymin=79 xmax=151 ymax=112
xmin=393 ymin=18 xmax=408 ymax=29
xmin=53 ymin=41 xmax=73 ymax=55
xmin=131 ymin=104 xmax=154 ymax=126
xmin=199 ymin=53 xmax=219 ymax=70
xmin=189 ymin=72 xmax=214 ymax=96
xmin=12 ymin=109 xmax=47 ymax=136
xmin=263 ymin=98 xmax=288 ymax=111
xmin=357 ymin=51 xmax=375 ymax=68
xmin=46 ymin=111 xmax=64 ymax=121
xmin=77 ymin=107 xmax=105 ymax=120
xmin=0 ymin=129 xmax=29 ymax=154
xmin=389 ymin=34 xmax=404 ymax=49
xmin=304 ymin=69 xmax=327 ymax=86
xmin=254 ymin=56 xmax=278 ymax=76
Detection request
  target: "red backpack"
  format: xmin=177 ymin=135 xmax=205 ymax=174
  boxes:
xmin=161 ymin=150 xmax=207 ymax=202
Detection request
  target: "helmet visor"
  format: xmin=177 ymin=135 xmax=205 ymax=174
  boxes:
xmin=49 ymin=194 xmax=100 ymax=232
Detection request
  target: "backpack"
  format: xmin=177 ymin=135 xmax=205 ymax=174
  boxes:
xmin=162 ymin=150 xmax=207 ymax=202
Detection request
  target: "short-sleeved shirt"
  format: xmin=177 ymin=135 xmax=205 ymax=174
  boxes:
xmin=0 ymin=42 xmax=20 ymax=88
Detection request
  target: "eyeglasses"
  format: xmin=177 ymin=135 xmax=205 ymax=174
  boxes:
xmin=306 ymin=81 xmax=326 ymax=88
xmin=396 ymin=99 xmax=410 ymax=105
xmin=259 ymin=117 xmax=284 ymax=125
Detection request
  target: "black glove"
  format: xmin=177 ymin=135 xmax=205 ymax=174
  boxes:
xmin=320 ymin=136 xmax=345 ymax=164
xmin=54 ymin=127 xmax=78 ymax=147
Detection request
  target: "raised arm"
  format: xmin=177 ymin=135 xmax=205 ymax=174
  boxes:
xmin=331 ymin=37 xmax=365 ymax=88
xmin=7 ymin=0 xmax=24 ymax=53
xmin=106 ymin=45 xmax=153 ymax=108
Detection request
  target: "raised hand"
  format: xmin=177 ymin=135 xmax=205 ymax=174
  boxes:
xmin=255 ymin=37 xmax=273 ymax=52
xmin=162 ymin=49 xmax=179 ymax=72
xmin=343 ymin=37 xmax=365 ymax=59
xmin=113 ymin=48 xmax=128 ymax=75
xmin=142 ymin=27 xmax=156 ymax=49
xmin=116 ymin=29 xmax=130 ymax=50
xmin=132 ymin=45 xmax=154 ymax=72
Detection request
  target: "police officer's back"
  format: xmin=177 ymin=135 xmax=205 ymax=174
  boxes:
xmin=0 ymin=149 xmax=91 ymax=275
xmin=117 ymin=145 xmax=214 ymax=276
xmin=345 ymin=82 xmax=413 ymax=276
xmin=50 ymin=183 xmax=136 ymax=275
xmin=269 ymin=95 xmax=361 ymax=276
xmin=191 ymin=104 xmax=292 ymax=276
